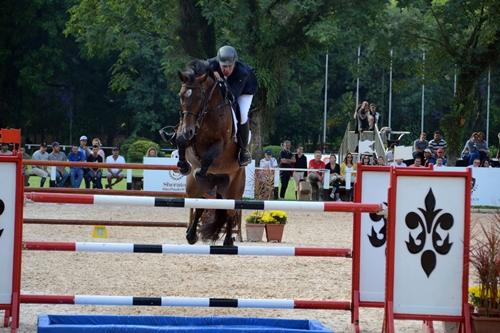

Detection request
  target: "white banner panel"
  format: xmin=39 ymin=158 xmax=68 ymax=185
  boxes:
xmin=143 ymin=157 xmax=255 ymax=199
xmin=359 ymin=170 xmax=390 ymax=302
xmin=0 ymin=162 xmax=16 ymax=304
xmin=393 ymin=176 xmax=465 ymax=315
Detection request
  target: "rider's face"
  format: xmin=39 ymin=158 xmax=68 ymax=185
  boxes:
xmin=220 ymin=63 xmax=235 ymax=77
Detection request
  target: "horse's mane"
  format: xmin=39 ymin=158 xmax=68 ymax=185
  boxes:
xmin=181 ymin=59 xmax=212 ymax=82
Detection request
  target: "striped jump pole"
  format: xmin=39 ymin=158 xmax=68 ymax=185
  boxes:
xmin=23 ymin=219 xmax=187 ymax=228
xmin=25 ymin=193 xmax=383 ymax=213
xmin=23 ymin=160 xmax=179 ymax=171
xmin=23 ymin=242 xmax=352 ymax=257
xmin=20 ymin=294 xmax=351 ymax=310
xmin=25 ymin=187 xmax=187 ymax=198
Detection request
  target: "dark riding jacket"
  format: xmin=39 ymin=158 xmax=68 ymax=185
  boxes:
xmin=208 ymin=58 xmax=258 ymax=101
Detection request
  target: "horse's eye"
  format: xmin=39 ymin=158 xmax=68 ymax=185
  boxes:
xmin=185 ymin=89 xmax=192 ymax=98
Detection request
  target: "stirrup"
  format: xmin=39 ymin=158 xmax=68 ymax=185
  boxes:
xmin=238 ymin=150 xmax=252 ymax=167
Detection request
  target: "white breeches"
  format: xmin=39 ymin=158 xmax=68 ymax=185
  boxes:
xmin=237 ymin=94 xmax=253 ymax=124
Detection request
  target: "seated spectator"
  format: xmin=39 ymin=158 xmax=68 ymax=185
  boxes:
xmin=19 ymin=147 xmax=31 ymax=185
xmin=91 ymin=137 xmax=106 ymax=159
xmin=31 ymin=143 xmax=50 ymax=187
xmin=475 ymin=131 xmax=489 ymax=162
xmin=106 ymin=147 xmax=125 ymax=189
xmin=68 ymin=144 xmax=86 ymax=188
xmin=48 ymin=142 xmax=70 ymax=187
xmin=307 ymin=150 xmax=326 ymax=201
xmin=325 ymin=153 xmax=341 ymax=201
xmin=79 ymin=135 xmax=92 ymax=189
xmin=386 ymin=144 xmax=395 ymax=164
xmin=376 ymin=156 xmax=386 ymax=166
xmin=86 ymin=145 xmax=104 ymax=189
xmin=468 ymin=158 xmax=481 ymax=168
xmin=360 ymin=154 xmax=372 ymax=166
xmin=340 ymin=153 xmax=356 ymax=201
xmin=0 ymin=142 xmax=12 ymax=155
xmin=146 ymin=147 xmax=158 ymax=157
xmin=435 ymin=158 xmax=445 ymax=167
xmin=259 ymin=150 xmax=278 ymax=169
xmin=409 ymin=156 xmax=424 ymax=168
xmin=481 ymin=159 xmax=491 ymax=168
xmin=390 ymin=159 xmax=407 ymax=167
xmin=428 ymin=130 xmax=447 ymax=156
xmin=435 ymin=148 xmax=447 ymax=166
xmin=462 ymin=132 xmax=476 ymax=163
xmin=292 ymin=145 xmax=307 ymax=199
xmin=423 ymin=148 xmax=434 ymax=166
xmin=413 ymin=132 xmax=428 ymax=158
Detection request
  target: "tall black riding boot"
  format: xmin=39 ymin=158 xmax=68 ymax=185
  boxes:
xmin=237 ymin=122 xmax=252 ymax=166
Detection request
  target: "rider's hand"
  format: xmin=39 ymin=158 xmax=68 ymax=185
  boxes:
xmin=213 ymin=71 xmax=222 ymax=81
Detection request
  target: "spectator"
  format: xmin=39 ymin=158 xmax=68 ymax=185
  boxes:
xmin=354 ymin=101 xmax=370 ymax=133
xmin=48 ymin=142 xmax=69 ymax=187
xmin=368 ymin=103 xmax=379 ymax=130
xmin=390 ymin=159 xmax=407 ymax=168
xmin=385 ymin=144 xmax=396 ymax=164
xmin=423 ymin=148 xmax=434 ymax=166
xmin=468 ymin=158 xmax=481 ymax=168
xmin=428 ymin=131 xmax=447 ymax=156
xmin=340 ymin=153 xmax=356 ymax=201
xmin=79 ymin=135 xmax=92 ymax=189
xmin=68 ymin=144 xmax=86 ymax=188
xmin=86 ymin=145 xmax=104 ymax=189
xmin=475 ymin=131 xmax=489 ymax=162
xmin=409 ymin=156 xmax=423 ymax=168
xmin=0 ymin=142 xmax=12 ymax=155
xmin=292 ymin=145 xmax=307 ymax=199
xmin=325 ymin=153 xmax=341 ymax=201
xmin=259 ymin=149 xmax=278 ymax=168
xmin=106 ymin=147 xmax=125 ymax=189
xmin=435 ymin=148 xmax=447 ymax=166
xmin=146 ymin=147 xmax=158 ymax=157
xmin=413 ymin=132 xmax=428 ymax=158
xmin=278 ymin=140 xmax=295 ymax=199
xmin=481 ymin=159 xmax=491 ymax=168
xmin=360 ymin=154 xmax=372 ymax=166
xmin=31 ymin=142 xmax=50 ymax=187
xmin=19 ymin=147 xmax=31 ymax=185
xmin=91 ymin=137 xmax=106 ymax=159
xmin=307 ymin=150 xmax=326 ymax=201
xmin=462 ymin=132 xmax=476 ymax=163
xmin=435 ymin=158 xmax=445 ymax=167
xmin=376 ymin=156 xmax=386 ymax=166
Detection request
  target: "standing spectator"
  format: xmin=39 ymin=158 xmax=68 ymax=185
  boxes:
xmin=106 ymin=147 xmax=125 ymax=189
xmin=256 ymin=149 xmax=277 ymax=200
xmin=48 ymin=142 xmax=69 ymax=187
xmin=292 ymin=145 xmax=307 ymax=199
xmin=354 ymin=101 xmax=370 ymax=133
xmin=307 ymin=150 xmax=326 ymax=201
xmin=340 ymin=153 xmax=356 ymax=201
xmin=79 ymin=135 xmax=92 ymax=188
xmin=427 ymin=131 xmax=447 ymax=156
xmin=278 ymin=140 xmax=295 ymax=199
xmin=413 ymin=132 xmax=428 ymax=158
xmin=325 ymin=153 xmax=341 ymax=201
xmin=146 ymin=147 xmax=158 ymax=157
xmin=68 ymin=144 xmax=85 ymax=188
xmin=0 ymin=142 xmax=12 ymax=155
xmin=86 ymin=145 xmax=104 ymax=189
xmin=91 ymin=137 xmax=106 ymax=159
xmin=368 ymin=103 xmax=379 ymax=130
xmin=385 ymin=144 xmax=396 ymax=164
xmin=259 ymin=150 xmax=278 ymax=168
xmin=31 ymin=143 xmax=50 ymax=187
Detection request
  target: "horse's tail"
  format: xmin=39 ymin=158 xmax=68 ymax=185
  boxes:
xmin=200 ymin=209 xmax=227 ymax=242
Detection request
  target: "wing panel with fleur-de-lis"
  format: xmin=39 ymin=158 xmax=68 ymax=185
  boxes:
xmin=405 ymin=188 xmax=454 ymax=278
xmin=0 ymin=199 xmax=4 ymax=238
xmin=368 ymin=202 xmax=387 ymax=247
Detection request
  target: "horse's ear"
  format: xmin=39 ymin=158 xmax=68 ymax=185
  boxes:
xmin=195 ymin=73 xmax=208 ymax=84
xmin=178 ymin=70 xmax=189 ymax=83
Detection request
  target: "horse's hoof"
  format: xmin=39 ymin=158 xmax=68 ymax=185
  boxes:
xmin=195 ymin=169 xmax=206 ymax=179
xmin=186 ymin=234 xmax=198 ymax=245
xmin=177 ymin=161 xmax=191 ymax=175
xmin=223 ymin=238 xmax=234 ymax=247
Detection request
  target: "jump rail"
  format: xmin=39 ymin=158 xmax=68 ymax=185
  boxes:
xmin=24 ymin=160 xmax=179 ymax=171
xmin=25 ymin=187 xmax=186 ymax=198
xmin=23 ymin=218 xmax=187 ymax=228
xmin=25 ymin=193 xmax=383 ymax=213
xmin=19 ymin=295 xmax=351 ymax=310
xmin=22 ymin=241 xmax=352 ymax=257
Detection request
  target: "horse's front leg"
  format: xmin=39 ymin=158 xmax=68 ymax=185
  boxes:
xmin=195 ymin=143 xmax=223 ymax=178
xmin=186 ymin=208 xmax=204 ymax=244
xmin=223 ymin=210 xmax=235 ymax=246
xmin=176 ymin=134 xmax=192 ymax=176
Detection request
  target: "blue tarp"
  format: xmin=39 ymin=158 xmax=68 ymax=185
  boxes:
xmin=38 ymin=315 xmax=333 ymax=333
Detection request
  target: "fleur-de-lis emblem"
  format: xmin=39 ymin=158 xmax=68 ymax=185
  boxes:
xmin=0 ymin=199 xmax=4 ymax=238
xmin=368 ymin=202 xmax=388 ymax=247
xmin=405 ymin=189 xmax=454 ymax=278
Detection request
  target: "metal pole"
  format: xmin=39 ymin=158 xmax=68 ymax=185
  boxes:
xmin=323 ymin=53 xmax=328 ymax=152
xmin=421 ymin=51 xmax=425 ymax=133
xmin=355 ymin=46 xmax=361 ymax=109
xmin=388 ymin=48 xmax=393 ymax=129
xmin=453 ymin=65 xmax=457 ymax=97
xmin=486 ymin=67 xmax=491 ymax=144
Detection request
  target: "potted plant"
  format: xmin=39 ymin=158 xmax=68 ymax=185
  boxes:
xmin=469 ymin=213 xmax=500 ymax=332
xmin=262 ymin=210 xmax=288 ymax=242
xmin=245 ymin=211 xmax=266 ymax=242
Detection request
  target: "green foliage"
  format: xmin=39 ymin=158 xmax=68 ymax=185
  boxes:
xmin=262 ymin=145 xmax=282 ymax=158
xmin=126 ymin=139 xmax=160 ymax=163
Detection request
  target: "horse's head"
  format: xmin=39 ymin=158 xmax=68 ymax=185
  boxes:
xmin=177 ymin=60 xmax=213 ymax=142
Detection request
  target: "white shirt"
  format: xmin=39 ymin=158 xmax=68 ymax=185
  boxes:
xmin=106 ymin=155 xmax=125 ymax=174
xmin=259 ymin=157 xmax=278 ymax=169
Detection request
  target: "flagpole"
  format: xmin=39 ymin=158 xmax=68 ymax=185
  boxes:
xmin=421 ymin=50 xmax=425 ymax=133
xmin=323 ymin=53 xmax=328 ymax=153
xmin=388 ymin=48 xmax=393 ymax=128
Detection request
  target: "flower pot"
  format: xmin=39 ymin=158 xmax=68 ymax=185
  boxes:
xmin=471 ymin=315 xmax=500 ymax=333
xmin=265 ymin=224 xmax=285 ymax=242
xmin=246 ymin=223 xmax=265 ymax=242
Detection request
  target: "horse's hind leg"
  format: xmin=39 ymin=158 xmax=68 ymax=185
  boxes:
xmin=186 ymin=208 xmax=204 ymax=244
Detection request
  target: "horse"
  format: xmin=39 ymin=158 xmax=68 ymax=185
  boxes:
xmin=176 ymin=59 xmax=246 ymax=246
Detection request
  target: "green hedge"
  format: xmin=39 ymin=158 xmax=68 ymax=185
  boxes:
xmin=126 ymin=139 xmax=161 ymax=163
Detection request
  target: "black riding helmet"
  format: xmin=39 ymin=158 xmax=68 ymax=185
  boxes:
xmin=217 ymin=45 xmax=238 ymax=66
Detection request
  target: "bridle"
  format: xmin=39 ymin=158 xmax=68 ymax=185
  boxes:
xmin=180 ymin=77 xmax=230 ymax=136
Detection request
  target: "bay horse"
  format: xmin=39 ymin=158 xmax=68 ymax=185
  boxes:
xmin=176 ymin=60 xmax=246 ymax=246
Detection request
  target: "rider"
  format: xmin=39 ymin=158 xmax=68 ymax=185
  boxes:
xmin=208 ymin=45 xmax=258 ymax=166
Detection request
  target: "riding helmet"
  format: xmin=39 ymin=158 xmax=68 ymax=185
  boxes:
xmin=217 ymin=45 xmax=238 ymax=66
